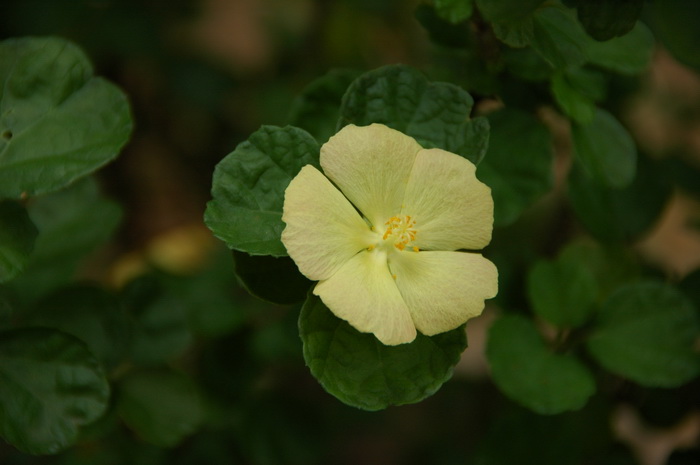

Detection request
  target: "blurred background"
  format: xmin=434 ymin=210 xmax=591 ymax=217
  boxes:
xmin=1 ymin=0 xmax=700 ymax=464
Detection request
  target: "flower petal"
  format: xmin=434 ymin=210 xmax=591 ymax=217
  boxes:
xmin=402 ymin=148 xmax=493 ymax=251
xmin=321 ymin=124 xmax=422 ymax=228
xmin=282 ymin=165 xmax=376 ymax=281
xmin=314 ymin=250 xmax=417 ymax=345
xmin=390 ymin=250 xmax=498 ymax=336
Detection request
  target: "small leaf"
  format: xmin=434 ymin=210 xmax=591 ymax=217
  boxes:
xmin=0 ymin=328 xmax=110 ymax=454
xmin=233 ymin=251 xmax=311 ymax=305
xmin=550 ymin=72 xmax=595 ymax=124
xmin=288 ymin=69 xmax=360 ymax=143
xmin=574 ymin=0 xmax=643 ymax=41
xmin=117 ymin=368 xmax=202 ymax=447
xmin=204 ymin=125 xmax=320 ymax=257
xmin=571 ymin=108 xmax=636 ymax=188
xmin=299 ymin=294 xmax=467 ymax=410
xmin=476 ymin=108 xmax=553 ymax=226
xmin=491 ymin=17 xmax=534 ymax=48
xmin=476 ymin=0 xmax=544 ymax=23
xmin=0 ymin=36 xmax=132 ymax=199
xmin=585 ymin=22 xmax=654 ymax=75
xmin=527 ymin=252 xmax=598 ymax=328
xmin=487 ymin=315 xmax=596 ymax=414
xmin=339 ymin=65 xmax=489 ymax=165
xmin=587 ymin=280 xmax=700 ymax=387
xmin=434 ymin=0 xmax=474 ymax=24
xmin=531 ymin=6 xmax=589 ymax=69
xmin=0 ymin=200 xmax=37 ymax=282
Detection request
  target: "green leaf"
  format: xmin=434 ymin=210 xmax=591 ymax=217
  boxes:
xmin=550 ymin=72 xmax=595 ymax=124
xmin=587 ymin=280 xmax=700 ymax=387
xmin=233 ymin=250 xmax=311 ymax=305
xmin=571 ymin=108 xmax=636 ymax=188
xmin=651 ymin=0 xmax=700 ymax=72
xmin=487 ymin=315 xmax=596 ymax=414
xmin=27 ymin=285 xmax=130 ymax=369
xmin=491 ymin=17 xmax=534 ymax=48
xmin=0 ymin=36 xmax=132 ymax=199
xmin=117 ymin=368 xmax=202 ymax=447
xmin=503 ymin=47 xmax=553 ymax=81
xmin=338 ymin=65 xmax=489 ymax=165
xmin=122 ymin=275 xmax=191 ymax=365
xmin=527 ymin=252 xmax=598 ymax=328
xmin=204 ymin=125 xmax=320 ymax=257
xmin=299 ymin=293 xmax=467 ymax=410
xmin=476 ymin=108 xmax=553 ymax=226
xmin=8 ymin=177 xmax=122 ymax=303
xmin=415 ymin=4 xmax=471 ymax=48
xmin=434 ymin=0 xmax=474 ymax=24
xmin=568 ymin=155 xmax=671 ymax=243
xmin=0 ymin=200 xmax=37 ymax=282
xmin=0 ymin=328 xmax=109 ymax=454
xmin=288 ymin=69 xmax=360 ymax=143
xmin=476 ymin=0 xmax=544 ymax=22
xmin=574 ymin=0 xmax=643 ymax=41
xmin=531 ymin=6 xmax=589 ymax=69
xmin=585 ymin=22 xmax=654 ymax=74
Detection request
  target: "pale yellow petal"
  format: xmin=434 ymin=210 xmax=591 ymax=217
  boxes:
xmin=390 ymin=250 xmax=498 ymax=336
xmin=402 ymin=148 xmax=493 ymax=251
xmin=314 ymin=250 xmax=417 ymax=345
xmin=282 ymin=165 xmax=376 ymax=281
xmin=320 ymin=124 xmax=422 ymax=228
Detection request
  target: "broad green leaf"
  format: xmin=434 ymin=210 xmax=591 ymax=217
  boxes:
xmin=8 ymin=177 xmax=122 ymax=303
xmin=476 ymin=0 xmax=544 ymax=23
xmin=299 ymin=293 xmax=467 ymax=410
xmin=0 ymin=328 xmax=109 ymax=454
xmin=117 ymin=368 xmax=202 ymax=447
xmin=288 ymin=69 xmax=360 ymax=143
xmin=568 ymin=155 xmax=671 ymax=243
xmin=651 ymin=0 xmax=700 ymax=72
xmin=233 ymin=251 xmax=311 ymax=305
xmin=587 ymin=280 xmax=700 ymax=387
xmin=204 ymin=125 xmax=320 ymax=257
xmin=531 ymin=6 xmax=588 ymax=69
xmin=0 ymin=36 xmax=132 ymax=199
xmin=527 ymin=252 xmax=598 ymax=328
xmin=574 ymin=0 xmax=643 ymax=41
xmin=565 ymin=66 xmax=607 ymax=101
xmin=487 ymin=315 xmax=596 ymax=414
xmin=476 ymin=108 xmax=553 ymax=226
xmin=550 ymin=72 xmax=595 ymax=124
xmin=585 ymin=22 xmax=654 ymax=75
xmin=0 ymin=200 xmax=37 ymax=282
xmin=338 ymin=65 xmax=489 ymax=165
xmin=571 ymin=108 xmax=636 ymax=188
xmin=434 ymin=0 xmax=474 ymax=24
xmin=121 ymin=275 xmax=191 ymax=365
xmin=27 ymin=285 xmax=130 ymax=369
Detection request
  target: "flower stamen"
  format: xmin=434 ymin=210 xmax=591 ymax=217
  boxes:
xmin=382 ymin=215 xmax=418 ymax=252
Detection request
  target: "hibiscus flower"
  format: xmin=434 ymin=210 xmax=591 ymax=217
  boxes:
xmin=282 ymin=123 xmax=498 ymax=345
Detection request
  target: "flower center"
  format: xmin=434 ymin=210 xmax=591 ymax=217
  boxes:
xmin=381 ymin=215 xmax=419 ymax=252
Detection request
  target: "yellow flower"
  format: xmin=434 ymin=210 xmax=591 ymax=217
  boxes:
xmin=282 ymin=123 xmax=498 ymax=345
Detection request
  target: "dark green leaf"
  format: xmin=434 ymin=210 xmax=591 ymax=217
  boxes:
xmin=502 ymin=47 xmax=553 ymax=81
xmin=0 ymin=36 xmax=132 ymax=199
xmin=27 ymin=285 xmax=130 ymax=369
xmin=0 ymin=200 xmax=37 ymax=282
xmin=476 ymin=108 xmax=553 ymax=226
xmin=8 ymin=177 xmax=122 ymax=303
xmin=531 ymin=6 xmax=589 ymax=69
xmin=414 ymin=4 xmax=471 ymax=48
xmin=299 ymin=293 xmax=467 ymax=410
xmin=122 ymin=275 xmax=191 ymax=365
xmin=204 ymin=125 xmax=320 ymax=257
xmin=476 ymin=0 xmax=544 ymax=22
xmin=233 ymin=250 xmax=311 ymax=305
xmin=568 ymin=155 xmax=671 ymax=243
xmin=585 ymin=22 xmax=654 ymax=75
xmin=565 ymin=66 xmax=608 ymax=101
xmin=434 ymin=0 xmax=474 ymax=23
xmin=550 ymin=72 xmax=595 ymax=123
xmin=288 ymin=69 xmax=360 ymax=143
xmin=587 ymin=280 xmax=700 ymax=387
xmin=117 ymin=368 xmax=202 ymax=447
xmin=575 ymin=0 xmax=643 ymax=41
xmin=527 ymin=252 xmax=598 ymax=328
xmin=0 ymin=328 xmax=109 ymax=454
xmin=339 ymin=65 xmax=489 ymax=165
xmin=491 ymin=17 xmax=534 ymax=48
xmin=571 ymin=108 xmax=636 ymax=188
xmin=651 ymin=0 xmax=700 ymax=72
xmin=487 ymin=315 xmax=596 ymax=414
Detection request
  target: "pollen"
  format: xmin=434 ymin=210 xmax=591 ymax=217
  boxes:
xmin=382 ymin=215 xmax=418 ymax=251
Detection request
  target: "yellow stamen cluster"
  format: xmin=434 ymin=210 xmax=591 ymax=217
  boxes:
xmin=383 ymin=215 xmax=418 ymax=251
